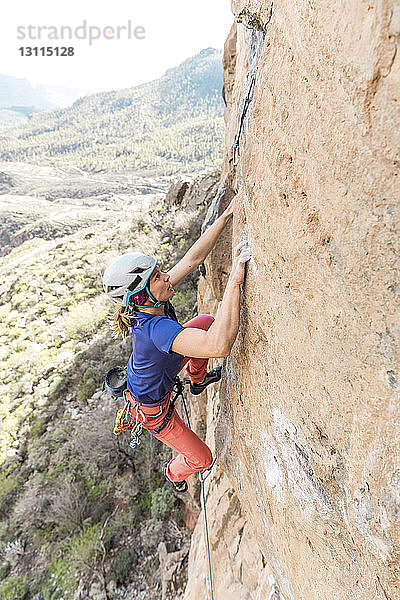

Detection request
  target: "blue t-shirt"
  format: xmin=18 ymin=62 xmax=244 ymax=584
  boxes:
xmin=127 ymin=301 xmax=185 ymax=404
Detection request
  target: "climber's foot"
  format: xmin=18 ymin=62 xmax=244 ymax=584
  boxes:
xmin=162 ymin=462 xmax=188 ymax=493
xmin=190 ymin=366 xmax=222 ymax=396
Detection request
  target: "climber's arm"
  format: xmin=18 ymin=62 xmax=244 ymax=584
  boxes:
xmin=171 ymin=241 xmax=251 ymax=358
xmin=170 ymin=280 xmax=241 ymax=358
xmin=167 ymin=197 xmax=236 ymax=287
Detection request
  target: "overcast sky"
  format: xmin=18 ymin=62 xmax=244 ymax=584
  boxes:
xmin=0 ymin=0 xmax=233 ymax=92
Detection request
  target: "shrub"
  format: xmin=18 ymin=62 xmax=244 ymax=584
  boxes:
xmin=29 ymin=417 xmax=47 ymax=439
xmin=2 ymin=538 xmax=25 ymax=567
xmin=0 ymin=563 xmax=10 ymax=580
xmin=26 ymin=442 xmax=51 ymax=472
xmin=0 ymin=472 xmax=19 ymax=519
xmin=140 ymin=519 xmax=163 ymax=551
xmin=48 ymin=555 xmax=76 ymax=599
xmin=67 ymin=523 xmax=105 ymax=569
xmin=150 ymin=487 xmax=175 ymax=520
xmin=64 ymin=298 xmax=109 ymax=340
xmin=47 ymin=523 xmax=109 ymax=598
xmin=77 ymin=367 xmax=98 ymax=402
xmin=91 ymin=502 xmax=111 ymax=524
xmin=46 ymin=480 xmax=90 ymax=534
xmin=109 ymin=548 xmax=138 ymax=585
xmin=0 ymin=576 xmax=29 ymax=600
xmin=13 ymin=476 xmax=49 ymax=531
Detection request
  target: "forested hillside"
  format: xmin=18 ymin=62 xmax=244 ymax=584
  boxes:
xmin=0 ymin=49 xmax=225 ymax=174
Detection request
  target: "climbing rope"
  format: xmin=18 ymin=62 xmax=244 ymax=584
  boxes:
xmin=230 ymin=71 xmax=257 ymax=167
xmin=180 ymin=389 xmax=215 ymax=600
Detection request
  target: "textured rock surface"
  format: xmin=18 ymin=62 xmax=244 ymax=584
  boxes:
xmin=184 ymin=2 xmax=400 ymax=600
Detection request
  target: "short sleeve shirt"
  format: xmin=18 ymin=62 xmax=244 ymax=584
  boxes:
xmin=127 ymin=301 xmax=185 ymax=404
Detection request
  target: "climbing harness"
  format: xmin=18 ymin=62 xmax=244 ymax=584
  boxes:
xmin=147 ymin=377 xmax=184 ymax=434
xmin=105 ymin=371 xmax=186 ymax=448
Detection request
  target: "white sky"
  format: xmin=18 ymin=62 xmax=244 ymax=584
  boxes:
xmin=0 ymin=0 xmax=234 ymax=93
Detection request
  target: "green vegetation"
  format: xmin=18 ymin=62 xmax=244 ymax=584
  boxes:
xmin=0 ymin=576 xmax=29 ymax=600
xmin=0 ymin=172 xmax=214 ymax=597
xmin=0 ymin=47 xmax=222 ymax=596
xmin=110 ymin=549 xmax=138 ymax=585
xmin=0 ymin=49 xmax=224 ymax=176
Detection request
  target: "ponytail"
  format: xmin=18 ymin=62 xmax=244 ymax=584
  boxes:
xmin=113 ymin=306 xmax=136 ymax=338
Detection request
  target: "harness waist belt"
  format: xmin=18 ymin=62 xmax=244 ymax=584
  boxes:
xmin=128 ymin=377 xmax=184 ymax=436
xmin=146 ymin=399 xmax=176 ymax=435
xmin=127 ymin=389 xmax=170 ymax=408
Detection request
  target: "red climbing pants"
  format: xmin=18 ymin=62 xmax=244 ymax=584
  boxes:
xmin=129 ymin=314 xmax=215 ymax=482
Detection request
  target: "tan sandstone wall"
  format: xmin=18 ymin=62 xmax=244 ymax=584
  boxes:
xmin=184 ymin=2 xmax=400 ymax=600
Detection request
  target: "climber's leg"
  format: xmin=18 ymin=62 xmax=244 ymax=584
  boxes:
xmin=179 ymin=314 xmax=215 ymax=383
xmin=154 ymin=409 xmax=213 ymax=482
xmin=130 ymin=399 xmax=213 ymax=482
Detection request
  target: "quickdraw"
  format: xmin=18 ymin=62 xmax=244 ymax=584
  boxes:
xmin=112 ymin=390 xmax=145 ymax=449
xmin=113 ymin=392 xmax=135 ymax=434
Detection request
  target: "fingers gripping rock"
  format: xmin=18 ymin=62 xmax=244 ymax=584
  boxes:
xmin=239 ymin=249 xmax=252 ymax=264
xmin=237 ymin=241 xmax=252 ymax=263
xmin=234 ymin=240 xmax=249 ymax=255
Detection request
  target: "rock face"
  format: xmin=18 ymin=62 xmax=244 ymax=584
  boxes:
xmin=184 ymin=3 xmax=399 ymax=600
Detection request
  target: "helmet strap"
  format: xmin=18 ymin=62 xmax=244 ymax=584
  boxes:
xmin=128 ymin=284 xmax=167 ymax=310
xmin=145 ymin=284 xmax=167 ymax=308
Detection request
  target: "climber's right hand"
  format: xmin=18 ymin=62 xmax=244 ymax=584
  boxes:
xmin=221 ymin=194 xmax=237 ymax=218
xmin=229 ymin=241 xmax=252 ymax=286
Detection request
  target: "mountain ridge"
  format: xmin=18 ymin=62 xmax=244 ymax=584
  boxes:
xmin=0 ymin=74 xmax=90 ymax=117
xmin=0 ymin=49 xmax=225 ymax=175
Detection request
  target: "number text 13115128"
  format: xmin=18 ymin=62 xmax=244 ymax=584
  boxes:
xmin=19 ymin=47 xmax=75 ymax=56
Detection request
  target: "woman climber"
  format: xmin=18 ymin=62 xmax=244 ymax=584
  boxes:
xmin=102 ymin=196 xmax=251 ymax=492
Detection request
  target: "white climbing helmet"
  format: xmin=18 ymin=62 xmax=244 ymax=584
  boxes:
xmin=102 ymin=252 xmax=157 ymax=307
